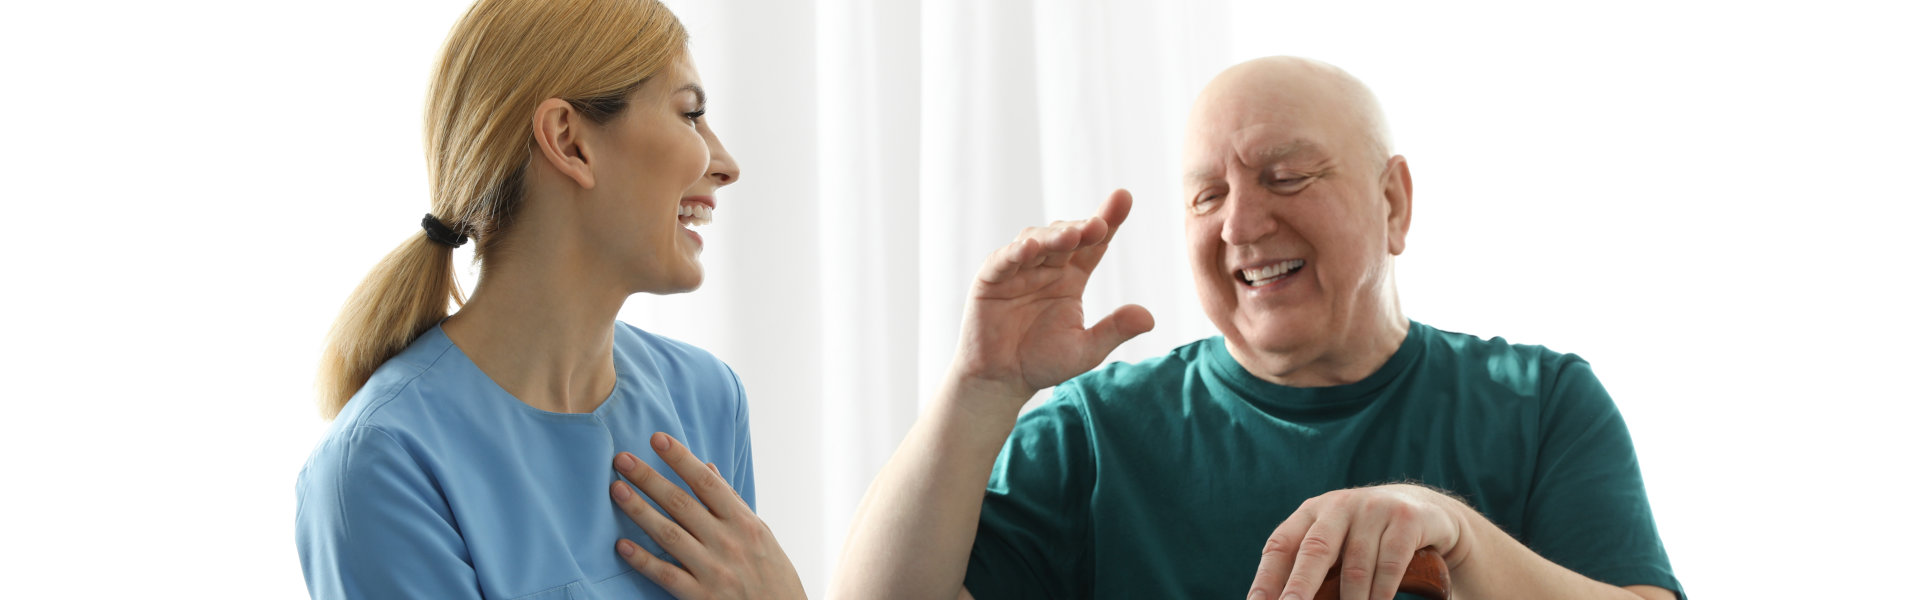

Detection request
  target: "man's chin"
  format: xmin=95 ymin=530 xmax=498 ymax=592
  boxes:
xmin=1232 ymin=313 xmax=1323 ymax=357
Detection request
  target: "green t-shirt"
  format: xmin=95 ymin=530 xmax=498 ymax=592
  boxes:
xmin=963 ymin=322 xmax=1682 ymax=599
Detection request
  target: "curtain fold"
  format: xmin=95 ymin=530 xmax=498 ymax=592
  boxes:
xmin=652 ymin=0 xmax=1235 ymax=591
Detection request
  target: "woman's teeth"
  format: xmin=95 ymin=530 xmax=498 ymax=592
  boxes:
xmin=1240 ymin=259 xmax=1305 ymax=286
xmin=678 ymin=204 xmax=714 ymax=227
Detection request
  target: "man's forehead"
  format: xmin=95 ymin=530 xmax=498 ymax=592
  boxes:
xmin=1183 ymin=121 xmax=1333 ymax=180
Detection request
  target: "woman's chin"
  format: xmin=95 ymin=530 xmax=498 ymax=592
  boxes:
xmin=629 ymin=263 xmax=704 ymax=296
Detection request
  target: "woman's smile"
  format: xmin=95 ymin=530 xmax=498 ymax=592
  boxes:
xmin=678 ymin=195 xmax=716 ymax=248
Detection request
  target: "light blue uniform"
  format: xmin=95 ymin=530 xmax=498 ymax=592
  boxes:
xmin=296 ymin=323 xmax=754 ymax=599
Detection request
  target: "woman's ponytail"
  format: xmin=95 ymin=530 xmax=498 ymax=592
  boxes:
xmin=312 ymin=0 xmax=686 ymax=419
xmin=316 ymin=234 xmax=464 ymax=419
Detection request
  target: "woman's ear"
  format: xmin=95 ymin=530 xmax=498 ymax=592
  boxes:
xmin=531 ymin=98 xmax=596 ymax=190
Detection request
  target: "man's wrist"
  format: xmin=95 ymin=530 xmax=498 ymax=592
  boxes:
xmin=936 ymin=371 xmax=1036 ymax=423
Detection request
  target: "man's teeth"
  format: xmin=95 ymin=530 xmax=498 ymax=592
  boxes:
xmin=677 ymin=204 xmax=714 ymax=226
xmin=1241 ymin=259 xmax=1305 ymax=285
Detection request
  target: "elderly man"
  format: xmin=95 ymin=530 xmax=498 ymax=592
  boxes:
xmin=835 ymin=57 xmax=1681 ymax=600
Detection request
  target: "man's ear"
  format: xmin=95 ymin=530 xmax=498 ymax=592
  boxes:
xmin=1382 ymin=155 xmax=1412 ymax=256
xmin=531 ymin=98 xmax=596 ymax=190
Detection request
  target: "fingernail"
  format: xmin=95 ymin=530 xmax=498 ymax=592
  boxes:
xmin=651 ymin=432 xmax=670 ymax=452
xmin=614 ymin=453 xmax=636 ymax=471
xmin=617 ymin=540 xmax=635 ymax=557
xmin=1247 ymin=591 xmax=1267 ymax=600
xmin=612 ymin=482 xmax=630 ymax=500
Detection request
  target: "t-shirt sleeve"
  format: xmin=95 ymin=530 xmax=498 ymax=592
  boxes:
xmin=963 ymin=388 xmax=1094 ymax=600
xmin=1524 ymin=357 xmax=1685 ymax=598
xmin=296 ymin=426 xmax=482 ymax=599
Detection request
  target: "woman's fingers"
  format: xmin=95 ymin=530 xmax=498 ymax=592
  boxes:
xmin=614 ymin=450 xmax=721 ymax=543
xmin=616 ymin=537 xmax=702 ymax=598
xmin=609 ymin=476 xmax=713 ymax=573
xmin=648 ymin=432 xmax=745 ymax=520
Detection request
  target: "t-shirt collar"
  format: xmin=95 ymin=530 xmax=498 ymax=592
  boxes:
xmin=1201 ymin=321 xmax=1429 ymax=417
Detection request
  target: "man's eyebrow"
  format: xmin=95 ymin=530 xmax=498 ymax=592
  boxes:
xmin=1184 ymin=167 xmax=1219 ymax=185
xmin=677 ymin=83 xmax=706 ymax=106
xmin=1187 ymin=140 xmax=1331 ymax=184
xmin=1249 ymin=140 xmax=1326 ymax=163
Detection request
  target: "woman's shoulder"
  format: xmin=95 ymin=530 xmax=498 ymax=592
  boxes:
xmin=324 ymin=327 xmax=530 ymax=453
xmin=613 ymin=321 xmax=739 ymax=384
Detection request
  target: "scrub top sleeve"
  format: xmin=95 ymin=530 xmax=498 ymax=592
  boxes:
xmin=1523 ymin=358 xmax=1684 ymax=598
xmin=296 ymin=426 xmax=482 ymax=599
xmin=727 ymin=364 xmax=756 ymax=511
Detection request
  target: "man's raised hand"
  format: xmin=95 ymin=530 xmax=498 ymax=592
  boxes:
xmin=949 ymin=189 xmax=1155 ymax=405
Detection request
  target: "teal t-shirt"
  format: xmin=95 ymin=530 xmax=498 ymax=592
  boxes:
xmin=963 ymin=322 xmax=1682 ymax=599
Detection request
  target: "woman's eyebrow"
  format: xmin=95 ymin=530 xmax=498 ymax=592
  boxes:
xmin=677 ymin=83 xmax=706 ymax=106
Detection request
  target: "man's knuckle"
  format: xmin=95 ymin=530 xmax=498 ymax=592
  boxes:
xmin=1387 ymin=501 xmax=1418 ymax=521
xmin=1285 ymin=574 xmax=1317 ymax=591
xmin=1342 ymin=564 xmax=1372 ymax=583
xmin=1261 ymin=536 xmax=1292 ymax=555
xmin=1375 ymin=558 xmax=1406 ymax=574
xmin=1297 ymin=536 xmax=1337 ymax=559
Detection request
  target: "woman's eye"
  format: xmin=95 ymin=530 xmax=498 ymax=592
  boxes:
xmin=684 ymin=108 xmax=706 ymax=124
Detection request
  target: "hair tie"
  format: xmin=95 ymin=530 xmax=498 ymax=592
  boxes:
xmin=421 ymin=214 xmax=469 ymax=248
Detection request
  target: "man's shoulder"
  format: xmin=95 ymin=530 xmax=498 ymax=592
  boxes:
xmin=1054 ymin=338 xmax=1214 ymax=404
xmin=1418 ymin=322 xmax=1595 ymax=399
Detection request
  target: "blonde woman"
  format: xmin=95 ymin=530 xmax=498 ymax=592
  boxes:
xmin=296 ymin=0 xmax=804 ymax=598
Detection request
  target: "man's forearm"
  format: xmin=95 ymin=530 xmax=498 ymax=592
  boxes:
xmin=1450 ymin=507 xmax=1676 ymax=600
xmin=830 ymin=378 xmax=1024 ymax=600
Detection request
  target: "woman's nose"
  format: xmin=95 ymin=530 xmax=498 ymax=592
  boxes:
xmin=705 ymin=132 xmax=740 ymax=187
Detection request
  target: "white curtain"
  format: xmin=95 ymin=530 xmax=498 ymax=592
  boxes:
xmin=3 ymin=0 xmax=1911 ymax=596
xmin=629 ymin=0 xmax=1236 ymax=591
xmin=626 ymin=0 xmax=1919 ymax=595
xmin=0 ymin=0 xmax=1911 ymax=596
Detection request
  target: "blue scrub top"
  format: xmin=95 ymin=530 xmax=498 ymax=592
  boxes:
xmin=296 ymin=322 xmax=754 ymax=599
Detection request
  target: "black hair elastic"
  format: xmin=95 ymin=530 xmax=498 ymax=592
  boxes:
xmin=421 ymin=214 xmax=469 ymax=248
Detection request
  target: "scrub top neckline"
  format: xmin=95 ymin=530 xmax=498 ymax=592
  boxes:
xmin=424 ymin=324 xmax=634 ymax=420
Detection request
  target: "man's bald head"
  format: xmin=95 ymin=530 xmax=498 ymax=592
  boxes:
xmin=1188 ymin=56 xmax=1393 ymax=169
xmin=1180 ymin=56 xmax=1414 ymax=387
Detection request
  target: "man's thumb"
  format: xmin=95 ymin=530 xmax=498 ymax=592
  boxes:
xmin=1086 ymin=304 xmax=1155 ymax=358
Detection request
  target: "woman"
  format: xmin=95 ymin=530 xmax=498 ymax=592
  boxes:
xmin=296 ymin=1 xmax=804 ymax=598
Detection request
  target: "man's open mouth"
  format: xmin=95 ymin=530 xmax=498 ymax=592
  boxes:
xmin=1236 ymin=259 xmax=1305 ymax=287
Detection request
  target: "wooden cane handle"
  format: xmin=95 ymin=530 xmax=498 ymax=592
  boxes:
xmin=1311 ymin=546 xmax=1451 ymax=600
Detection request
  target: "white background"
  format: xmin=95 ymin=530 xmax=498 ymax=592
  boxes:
xmin=1 ymin=0 xmax=1915 ymax=597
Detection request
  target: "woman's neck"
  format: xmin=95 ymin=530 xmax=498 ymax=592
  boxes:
xmin=443 ymin=245 xmax=627 ymax=414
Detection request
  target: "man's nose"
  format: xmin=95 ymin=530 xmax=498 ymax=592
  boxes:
xmin=1219 ymin=192 xmax=1279 ymax=246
